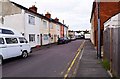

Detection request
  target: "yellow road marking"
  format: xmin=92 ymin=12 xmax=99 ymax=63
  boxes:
xmin=64 ymin=40 xmax=85 ymax=79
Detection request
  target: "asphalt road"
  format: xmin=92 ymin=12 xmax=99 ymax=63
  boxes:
xmin=2 ymin=40 xmax=83 ymax=77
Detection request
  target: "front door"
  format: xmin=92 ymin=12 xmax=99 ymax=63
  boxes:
xmin=40 ymin=34 xmax=42 ymax=45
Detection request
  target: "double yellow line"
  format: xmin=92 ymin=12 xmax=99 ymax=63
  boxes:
xmin=64 ymin=40 xmax=85 ymax=79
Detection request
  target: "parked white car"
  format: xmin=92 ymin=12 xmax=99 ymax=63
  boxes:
xmin=0 ymin=27 xmax=32 ymax=62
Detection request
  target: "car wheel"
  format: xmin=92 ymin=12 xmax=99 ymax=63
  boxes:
xmin=22 ymin=51 xmax=28 ymax=58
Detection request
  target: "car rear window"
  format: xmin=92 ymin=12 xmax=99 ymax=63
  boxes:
xmin=0 ymin=38 xmax=4 ymax=44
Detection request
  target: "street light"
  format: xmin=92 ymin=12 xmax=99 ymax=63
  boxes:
xmin=96 ymin=0 xmax=102 ymax=59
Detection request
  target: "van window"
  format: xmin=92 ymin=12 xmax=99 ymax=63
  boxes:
xmin=5 ymin=38 xmax=18 ymax=44
xmin=0 ymin=38 xmax=4 ymax=44
xmin=19 ymin=37 xmax=28 ymax=43
xmin=0 ymin=29 xmax=14 ymax=35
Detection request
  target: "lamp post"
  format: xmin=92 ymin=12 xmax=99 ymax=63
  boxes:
xmin=96 ymin=0 xmax=102 ymax=59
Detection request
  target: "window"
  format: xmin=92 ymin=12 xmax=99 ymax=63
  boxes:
xmin=28 ymin=15 xmax=35 ymax=25
xmin=43 ymin=20 xmax=47 ymax=28
xmin=0 ymin=38 xmax=4 ymax=44
xmin=5 ymin=38 xmax=18 ymax=44
xmin=50 ymin=23 xmax=53 ymax=29
xmin=0 ymin=29 xmax=14 ymax=35
xmin=29 ymin=34 xmax=35 ymax=42
xmin=19 ymin=37 xmax=28 ymax=43
xmin=44 ymin=34 xmax=48 ymax=40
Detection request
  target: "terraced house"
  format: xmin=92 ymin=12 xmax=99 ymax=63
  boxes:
xmin=0 ymin=0 xmax=68 ymax=47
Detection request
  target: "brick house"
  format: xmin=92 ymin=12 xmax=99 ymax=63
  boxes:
xmin=90 ymin=1 xmax=120 ymax=47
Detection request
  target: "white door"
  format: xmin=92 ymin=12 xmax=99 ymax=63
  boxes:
xmin=19 ymin=37 xmax=31 ymax=53
xmin=3 ymin=37 xmax=21 ymax=59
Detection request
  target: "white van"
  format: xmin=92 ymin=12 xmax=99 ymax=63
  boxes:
xmin=0 ymin=27 xmax=32 ymax=61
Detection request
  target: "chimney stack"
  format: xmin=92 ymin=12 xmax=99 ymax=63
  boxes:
xmin=45 ymin=12 xmax=51 ymax=19
xmin=29 ymin=5 xmax=37 ymax=13
xmin=54 ymin=17 xmax=59 ymax=22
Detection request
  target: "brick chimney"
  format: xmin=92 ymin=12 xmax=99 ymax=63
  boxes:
xmin=45 ymin=12 xmax=51 ymax=19
xmin=54 ymin=17 xmax=59 ymax=22
xmin=29 ymin=5 xmax=37 ymax=13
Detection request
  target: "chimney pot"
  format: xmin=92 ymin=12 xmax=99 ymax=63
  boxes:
xmin=45 ymin=12 xmax=51 ymax=19
xmin=54 ymin=17 xmax=59 ymax=22
xmin=29 ymin=5 xmax=37 ymax=13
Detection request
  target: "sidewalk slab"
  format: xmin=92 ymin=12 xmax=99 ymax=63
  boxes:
xmin=76 ymin=40 xmax=110 ymax=77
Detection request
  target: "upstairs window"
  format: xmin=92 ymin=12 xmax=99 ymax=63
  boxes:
xmin=43 ymin=20 xmax=47 ymax=28
xmin=50 ymin=23 xmax=53 ymax=29
xmin=28 ymin=15 xmax=35 ymax=25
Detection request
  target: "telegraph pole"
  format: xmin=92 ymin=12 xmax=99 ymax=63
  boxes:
xmin=97 ymin=0 xmax=102 ymax=59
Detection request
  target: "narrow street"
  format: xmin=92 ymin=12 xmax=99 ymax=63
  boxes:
xmin=3 ymin=40 xmax=83 ymax=77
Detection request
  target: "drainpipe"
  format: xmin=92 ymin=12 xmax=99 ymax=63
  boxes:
xmin=96 ymin=0 xmax=102 ymax=59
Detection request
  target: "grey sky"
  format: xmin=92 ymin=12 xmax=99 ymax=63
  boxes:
xmin=10 ymin=0 xmax=94 ymax=31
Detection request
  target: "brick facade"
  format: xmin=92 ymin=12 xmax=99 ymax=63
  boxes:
xmin=90 ymin=1 xmax=120 ymax=47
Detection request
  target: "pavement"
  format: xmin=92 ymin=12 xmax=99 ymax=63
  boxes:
xmin=76 ymin=40 xmax=110 ymax=77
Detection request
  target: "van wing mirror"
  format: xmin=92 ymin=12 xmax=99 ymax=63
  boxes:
xmin=25 ymin=41 xmax=28 ymax=43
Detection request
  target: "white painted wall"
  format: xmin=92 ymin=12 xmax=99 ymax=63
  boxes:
xmin=56 ymin=24 xmax=60 ymax=38
xmin=3 ymin=10 xmax=42 ymax=47
xmin=4 ymin=13 xmax=25 ymax=33
xmin=24 ymin=12 xmax=41 ymax=47
xmin=104 ymin=13 xmax=120 ymax=30
xmin=40 ymin=19 xmax=49 ymax=45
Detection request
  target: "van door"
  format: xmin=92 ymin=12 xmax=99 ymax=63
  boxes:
xmin=19 ymin=37 xmax=31 ymax=53
xmin=4 ymin=37 xmax=21 ymax=59
xmin=0 ymin=38 xmax=5 ymax=58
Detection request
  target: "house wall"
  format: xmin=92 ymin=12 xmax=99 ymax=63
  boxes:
xmin=55 ymin=24 xmax=60 ymax=42
xmin=60 ymin=25 xmax=64 ymax=37
xmin=50 ymin=22 xmax=56 ymax=43
xmin=4 ymin=13 xmax=24 ymax=33
xmin=91 ymin=2 xmax=120 ymax=47
xmin=3 ymin=11 xmax=41 ymax=47
xmin=104 ymin=13 xmax=120 ymax=77
xmin=24 ymin=12 xmax=41 ymax=47
xmin=64 ymin=26 xmax=68 ymax=37
xmin=90 ymin=14 xmax=95 ymax=45
xmin=40 ymin=19 xmax=49 ymax=45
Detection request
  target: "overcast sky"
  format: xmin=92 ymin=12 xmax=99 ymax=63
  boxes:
xmin=10 ymin=0 xmax=94 ymax=31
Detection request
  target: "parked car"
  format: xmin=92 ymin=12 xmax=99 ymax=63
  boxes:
xmin=70 ymin=37 xmax=76 ymax=41
xmin=85 ymin=34 xmax=90 ymax=40
xmin=0 ymin=27 xmax=32 ymax=63
xmin=80 ymin=35 xmax=85 ymax=39
xmin=66 ymin=37 xmax=71 ymax=42
xmin=57 ymin=37 xmax=69 ymax=44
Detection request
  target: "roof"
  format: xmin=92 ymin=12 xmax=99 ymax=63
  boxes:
xmin=90 ymin=2 xmax=96 ymax=23
xmin=11 ymin=1 xmax=66 ymax=26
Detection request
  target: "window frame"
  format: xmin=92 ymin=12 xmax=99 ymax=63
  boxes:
xmin=0 ymin=38 xmax=5 ymax=44
xmin=19 ymin=37 xmax=28 ymax=43
xmin=29 ymin=34 xmax=35 ymax=42
xmin=28 ymin=15 xmax=35 ymax=25
xmin=43 ymin=20 xmax=47 ymax=29
xmin=5 ymin=38 xmax=18 ymax=44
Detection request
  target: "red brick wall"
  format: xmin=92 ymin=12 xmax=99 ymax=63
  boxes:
xmin=93 ymin=2 xmax=120 ymax=46
xmin=60 ymin=25 xmax=64 ymax=37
